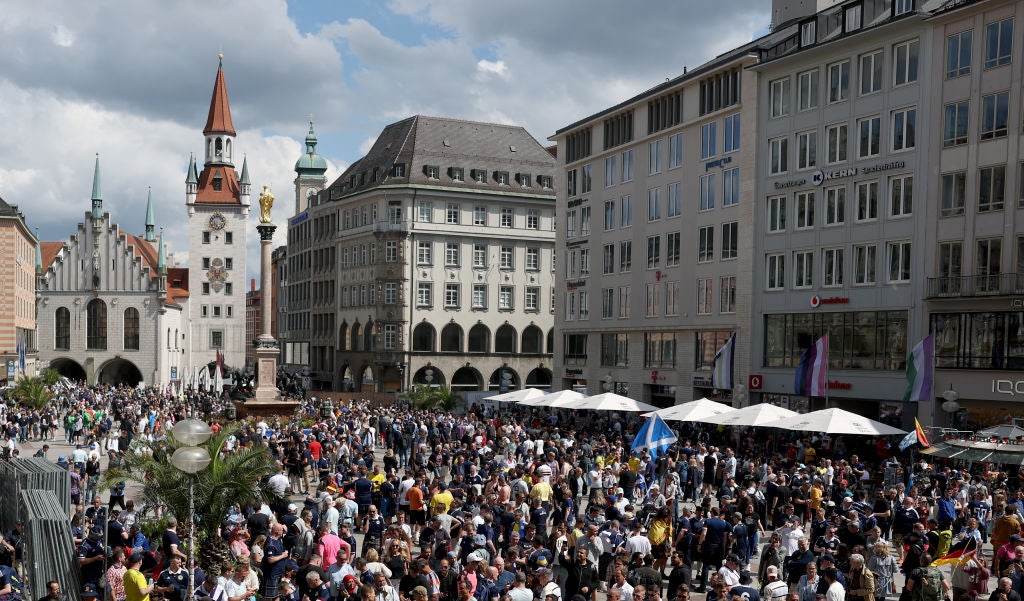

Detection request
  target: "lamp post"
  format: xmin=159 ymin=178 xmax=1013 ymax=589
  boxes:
xmin=170 ymin=419 xmax=213 ymax=601
xmin=942 ymin=387 xmax=961 ymax=428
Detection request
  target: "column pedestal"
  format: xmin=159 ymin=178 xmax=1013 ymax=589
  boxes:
xmin=246 ymin=224 xmax=293 ymax=413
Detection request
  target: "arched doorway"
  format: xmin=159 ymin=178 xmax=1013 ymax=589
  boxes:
xmin=96 ymin=358 xmax=144 ymax=387
xmin=357 ymin=365 xmax=375 ymax=392
xmin=468 ymin=324 xmax=490 ymax=353
xmin=495 ymin=324 xmax=517 ymax=353
xmin=440 ymin=323 xmax=463 ymax=352
xmin=450 ymin=366 xmax=482 ymax=392
xmin=412 ymin=323 xmax=436 ymax=352
xmin=339 ymin=365 xmax=355 ymax=392
xmin=488 ymin=367 xmax=520 ymax=391
xmin=50 ymin=357 xmax=86 ymax=382
xmin=525 ymin=368 xmax=553 ymax=389
xmin=413 ymin=366 xmax=446 ymax=387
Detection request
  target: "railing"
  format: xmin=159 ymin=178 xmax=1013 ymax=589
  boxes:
xmin=927 ymin=273 xmax=1024 ymax=298
xmin=373 ymin=220 xmax=412 ymax=234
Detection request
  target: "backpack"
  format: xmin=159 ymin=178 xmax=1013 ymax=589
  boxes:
xmin=913 ymin=566 xmax=943 ymax=601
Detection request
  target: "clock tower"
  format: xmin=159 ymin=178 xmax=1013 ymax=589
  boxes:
xmin=186 ymin=55 xmax=250 ymax=373
xmin=293 ymin=121 xmax=328 ymax=214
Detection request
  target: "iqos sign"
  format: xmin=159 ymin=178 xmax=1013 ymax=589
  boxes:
xmin=992 ymin=379 xmax=1024 ymax=396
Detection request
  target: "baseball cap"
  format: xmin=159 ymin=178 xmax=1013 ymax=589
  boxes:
xmin=473 ymin=534 xmax=486 ymax=546
xmin=412 ymin=587 xmax=428 ymax=597
xmin=287 ymin=503 xmax=298 ymax=512
xmin=467 ymin=552 xmax=484 ymax=563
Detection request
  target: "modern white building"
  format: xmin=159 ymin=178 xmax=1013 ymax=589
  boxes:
xmin=287 ymin=116 xmax=557 ymax=394
xmin=549 ymin=44 xmax=760 ymax=407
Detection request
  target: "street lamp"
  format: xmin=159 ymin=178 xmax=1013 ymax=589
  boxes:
xmin=942 ymin=387 xmax=961 ymax=427
xmin=170 ymin=419 xmax=212 ymax=601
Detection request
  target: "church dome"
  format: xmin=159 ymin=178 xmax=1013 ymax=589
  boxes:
xmin=295 ymin=121 xmax=328 ymax=174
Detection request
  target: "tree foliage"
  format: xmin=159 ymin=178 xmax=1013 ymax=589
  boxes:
xmin=102 ymin=423 xmax=280 ymax=542
xmin=404 ymin=384 xmax=459 ymax=411
xmin=10 ymin=376 xmax=52 ymax=410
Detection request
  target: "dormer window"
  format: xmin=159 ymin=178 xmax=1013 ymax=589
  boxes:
xmin=425 ymin=165 xmax=440 ymax=179
xmin=359 ymin=172 xmax=366 ymax=185
xmin=800 ymin=20 xmax=816 ymax=46
xmin=450 ymin=167 xmax=465 ymax=182
xmin=517 ymin=173 xmax=532 ymax=187
xmin=392 ymin=163 xmax=406 ymax=177
xmin=844 ymin=4 xmax=862 ymax=32
xmin=212 ymin=173 xmax=223 ymax=191
xmin=472 ymin=169 xmax=487 ymax=183
xmin=539 ymin=175 xmax=553 ymax=189
xmin=495 ymin=171 xmax=510 ymax=185
xmin=372 ymin=168 xmax=380 ymax=182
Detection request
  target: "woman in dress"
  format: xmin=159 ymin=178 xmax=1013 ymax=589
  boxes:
xmin=866 ymin=541 xmax=898 ymax=601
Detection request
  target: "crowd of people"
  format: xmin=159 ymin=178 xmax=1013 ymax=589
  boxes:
xmin=1 ymin=382 xmax=1022 ymax=601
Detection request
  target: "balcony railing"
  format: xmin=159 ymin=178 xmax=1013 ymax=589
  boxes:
xmin=372 ymin=220 xmax=412 ymax=234
xmin=927 ymin=273 xmax=1024 ymax=298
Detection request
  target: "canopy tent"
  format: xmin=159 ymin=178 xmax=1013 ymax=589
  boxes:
xmin=484 ymin=388 xmax=547 ymax=403
xmin=702 ymin=403 xmax=798 ymax=427
xmin=645 ymin=398 xmax=732 ymax=422
xmin=213 ymin=365 xmax=224 ymax=395
xmin=920 ymin=441 xmax=1024 ymax=467
xmin=758 ymin=407 xmax=906 ymax=435
xmin=521 ymin=389 xmax=587 ymax=408
xmin=576 ymin=392 xmax=660 ymax=413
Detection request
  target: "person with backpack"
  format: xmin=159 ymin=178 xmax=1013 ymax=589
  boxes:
xmin=905 ymin=553 xmax=950 ymax=601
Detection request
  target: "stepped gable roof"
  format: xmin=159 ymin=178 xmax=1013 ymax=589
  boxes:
xmin=327 ymin=115 xmax=555 ymax=199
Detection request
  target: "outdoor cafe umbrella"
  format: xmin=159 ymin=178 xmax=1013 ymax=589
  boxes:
xmin=484 ymin=388 xmax=546 ymax=403
xmin=577 ymin=392 xmax=660 ymax=413
xmin=191 ymin=366 xmax=200 ymax=391
xmin=520 ymin=389 xmax=586 ymax=408
xmin=645 ymin=397 xmax=732 ymax=422
xmin=757 ymin=407 xmax=907 ymax=435
xmin=702 ymin=402 xmax=798 ymax=427
xmin=213 ymin=364 xmax=224 ymax=396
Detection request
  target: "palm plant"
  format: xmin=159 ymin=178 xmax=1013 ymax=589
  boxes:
xmin=10 ymin=376 xmax=52 ymax=410
xmin=102 ymin=423 xmax=280 ymax=571
xmin=405 ymin=384 xmax=459 ymax=411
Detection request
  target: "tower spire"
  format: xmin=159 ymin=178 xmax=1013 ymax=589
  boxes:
xmin=90 ymin=154 xmax=103 ymax=219
xmin=34 ymin=228 xmax=42 ymax=276
xmin=144 ymin=187 xmax=156 ymax=242
xmin=203 ymin=53 xmax=236 ymax=137
xmin=157 ymin=228 xmax=167 ymax=276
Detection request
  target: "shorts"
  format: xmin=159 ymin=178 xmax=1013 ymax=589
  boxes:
xmin=409 ymin=509 xmax=426 ymax=526
xmin=358 ymin=503 xmax=371 ymax=515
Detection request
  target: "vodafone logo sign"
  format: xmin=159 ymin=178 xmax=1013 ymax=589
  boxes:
xmin=748 ymin=375 xmax=763 ymax=390
xmin=810 ymin=295 xmax=821 ymax=307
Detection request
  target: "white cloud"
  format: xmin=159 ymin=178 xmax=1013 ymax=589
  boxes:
xmin=476 ymin=59 xmax=508 ymax=80
xmin=50 ymin=24 xmax=74 ymax=47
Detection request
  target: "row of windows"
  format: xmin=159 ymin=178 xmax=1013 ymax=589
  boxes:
xmin=763 ymin=310 xmax=908 ymax=370
xmin=200 ymin=282 xmax=233 ymax=295
xmin=940 ymin=163 xmax=1024 ymax=216
xmin=415 ymin=242 xmax=547 ymax=270
xmin=588 ymin=277 xmax=737 ymax=320
xmin=415 ymin=282 xmax=545 ymax=312
xmin=201 ymin=231 xmax=234 ymax=244
xmin=565 ymin=331 xmax=727 ymax=371
xmin=410 ymin=322 xmax=548 ymax=354
xmin=199 ymin=305 xmax=234 ymax=318
xmin=200 ymin=257 xmax=233 ymax=270
xmin=414 ymin=203 xmax=542 ymax=228
xmin=767 ymin=108 xmax=915 ymax=176
xmin=769 ymin=39 xmax=919 ymax=119
xmin=935 ymin=237 xmax=1024 ymax=285
xmin=764 ymin=241 xmax=910 ymax=290
xmin=420 ymin=165 xmax=552 ymax=189
xmin=766 ymin=176 xmax=913 ymax=232
xmin=942 ymin=92 xmax=1018 ymax=147
xmin=945 ymin=18 xmax=1015 ymax=79
xmin=55 ymin=304 xmax=139 ymax=351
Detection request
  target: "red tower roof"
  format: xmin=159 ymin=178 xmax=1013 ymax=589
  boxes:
xmin=203 ymin=58 xmax=236 ymax=136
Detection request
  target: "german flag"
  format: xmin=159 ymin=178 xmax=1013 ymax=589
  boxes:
xmin=931 ymin=535 xmax=977 ymax=567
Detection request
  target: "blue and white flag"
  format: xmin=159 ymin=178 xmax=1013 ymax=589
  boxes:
xmin=632 ymin=413 xmax=677 ymax=458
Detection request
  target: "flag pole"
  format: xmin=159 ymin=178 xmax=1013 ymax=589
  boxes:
xmin=824 ymin=334 xmax=830 ymax=409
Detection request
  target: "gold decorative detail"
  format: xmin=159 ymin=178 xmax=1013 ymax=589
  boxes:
xmin=258 ymin=185 xmax=274 ymax=224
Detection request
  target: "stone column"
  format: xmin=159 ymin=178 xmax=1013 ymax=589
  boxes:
xmin=251 ymin=224 xmax=282 ymax=404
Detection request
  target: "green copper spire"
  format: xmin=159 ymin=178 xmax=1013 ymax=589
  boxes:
xmin=144 ymin=187 xmax=156 ymax=242
xmin=157 ymin=228 xmax=167 ymax=275
xmin=239 ymin=154 xmax=250 ymax=185
xmin=186 ymin=154 xmax=198 ymax=185
xmin=90 ymin=154 xmax=103 ymax=219
xmin=34 ymin=228 xmax=42 ymax=275
xmin=294 ymin=121 xmax=328 ymax=174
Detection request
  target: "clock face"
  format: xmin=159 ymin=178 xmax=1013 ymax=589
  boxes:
xmin=208 ymin=212 xmax=226 ymax=231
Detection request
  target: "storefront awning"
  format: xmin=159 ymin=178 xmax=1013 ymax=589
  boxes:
xmin=920 ymin=441 xmax=1024 ymax=466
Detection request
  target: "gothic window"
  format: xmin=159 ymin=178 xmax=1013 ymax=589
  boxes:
xmin=124 ymin=308 xmax=140 ymax=350
xmin=87 ymin=299 xmax=107 ymax=350
xmin=55 ymin=308 xmax=70 ymax=350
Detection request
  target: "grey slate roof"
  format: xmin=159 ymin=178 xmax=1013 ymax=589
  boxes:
xmin=327 ymin=115 xmax=556 ymax=201
xmin=0 ymin=195 xmax=18 ymax=217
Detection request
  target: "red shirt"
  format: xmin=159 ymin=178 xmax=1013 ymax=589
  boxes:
xmin=309 ymin=440 xmax=322 ymax=460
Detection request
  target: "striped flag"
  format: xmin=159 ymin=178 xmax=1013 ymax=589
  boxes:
xmin=712 ymin=333 xmax=736 ymax=390
xmin=903 ymin=334 xmax=935 ymax=402
xmin=899 ymin=418 xmax=931 ymax=451
xmin=631 ymin=413 xmax=677 ymax=458
xmin=16 ymin=335 xmax=25 ymax=374
xmin=794 ymin=334 xmax=828 ymax=397
xmin=931 ymin=535 xmax=977 ymax=567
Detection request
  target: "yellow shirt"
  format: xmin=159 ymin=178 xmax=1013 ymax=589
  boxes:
xmin=804 ymin=447 xmax=817 ymax=463
xmin=530 ymin=481 xmax=553 ymax=502
xmin=125 ymin=568 xmax=149 ymax=601
xmin=430 ymin=490 xmax=454 ymax=515
xmin=628 ymin=457 xmax=641 ymax=473
xmin=809 ymin=485 xmax=823 ymax=509
xmin=647 ymin=519 xmax=672 ymax=546
xmin=371 ymin=472 xmax=386 ymax=492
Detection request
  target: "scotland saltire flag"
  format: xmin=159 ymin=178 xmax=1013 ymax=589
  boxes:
xmin=632 ymin=413 xmax=677 ymax=458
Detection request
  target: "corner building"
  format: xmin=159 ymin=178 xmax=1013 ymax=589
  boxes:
xmin=550 ymin=46 xmax=759 ymax=406
xmin=288 ymin=116 xmax=557 ymax=395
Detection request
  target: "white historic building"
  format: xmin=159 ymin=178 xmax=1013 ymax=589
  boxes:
xmin=36 ymin=159 xmax=187 ymax=386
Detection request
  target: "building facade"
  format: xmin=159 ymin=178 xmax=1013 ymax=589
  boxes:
xmin=749 ymin=0 xmax=936 ymax=425
xmin=186 ymin=58 xmax=250 ymax=373
xmin=36 ymin=158 xmax=187 ymax=387
xmin=287 ymin=116 xmax=557 ymax=394
xmin=550 ymin=47 xmax=760 ymax=407
xmin=0 ymin=197 xmax=38 ymax=382
xmin=923 ymin=0 xmax=1024 ymax=427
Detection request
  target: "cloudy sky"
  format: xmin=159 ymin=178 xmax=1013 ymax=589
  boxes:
xmin=0 ymin=0 xmax=768 ymax=280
